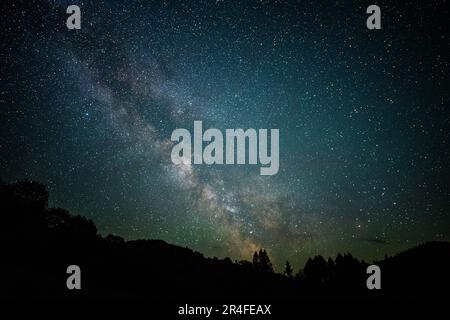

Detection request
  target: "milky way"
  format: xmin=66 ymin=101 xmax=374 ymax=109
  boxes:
xmin=1 ymin=0 xmax=449 ymax=270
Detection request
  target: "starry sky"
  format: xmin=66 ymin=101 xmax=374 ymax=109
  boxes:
xmin=1 ymin=0 xmax=449 ymax=271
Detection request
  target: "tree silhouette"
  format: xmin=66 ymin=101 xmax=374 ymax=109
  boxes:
xmin=11 ymin=180 xmax=49 ymax=209
xmin=284 ymin=261 xmax=293 ymax=277
xmin=252 ymin=251 xmax=259 ymax=266
xmin=303 ymin=255 xmax=328 ymax=287
xmin=253 ymin=249 xmax=274 ymax=273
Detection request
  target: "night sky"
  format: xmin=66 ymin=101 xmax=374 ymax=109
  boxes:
xmin=1 ymin=0 xmax=449 ymax=270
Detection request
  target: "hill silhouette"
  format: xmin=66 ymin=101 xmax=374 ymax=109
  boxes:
xmin=1 ymin=180 xmax=449 ymax=300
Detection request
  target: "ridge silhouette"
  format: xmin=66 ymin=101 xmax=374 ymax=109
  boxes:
xmin=1 ymin=180 xmax=449 ymax=299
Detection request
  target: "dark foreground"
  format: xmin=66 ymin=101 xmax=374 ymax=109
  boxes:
xmin=1 ymin=181 xmax=449 ymax=300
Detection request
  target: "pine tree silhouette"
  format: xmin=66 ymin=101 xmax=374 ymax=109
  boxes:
xmin=252 ymin=251 xmax=259 ymax=266
xmin=284 ymin=261 xmax=293 ymax=277
xmin=257 ymin=249 xmax=274 ymax=273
